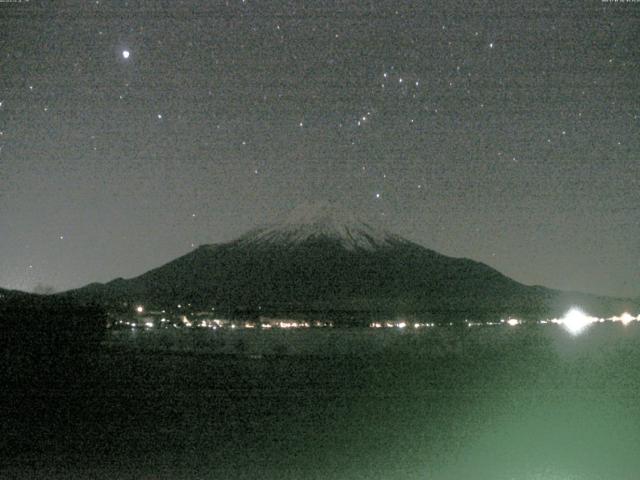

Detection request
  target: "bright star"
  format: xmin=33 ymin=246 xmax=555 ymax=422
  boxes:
xmin=122 ymin=50 xmax=130 ymax=59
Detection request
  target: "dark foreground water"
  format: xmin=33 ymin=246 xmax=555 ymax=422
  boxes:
xmin=3 ymin=323 xmax=640 ymax=479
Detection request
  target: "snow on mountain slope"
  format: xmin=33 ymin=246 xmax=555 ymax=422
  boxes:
xmin=236 ymin=202 xmax=402 ymax=251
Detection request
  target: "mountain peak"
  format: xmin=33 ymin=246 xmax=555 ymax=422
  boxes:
xmin=237 ymin=201 xmax=400 ymax=251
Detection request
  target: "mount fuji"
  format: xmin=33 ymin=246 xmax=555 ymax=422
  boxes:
xmin=61 ymin=202 xmax=634 ymax=323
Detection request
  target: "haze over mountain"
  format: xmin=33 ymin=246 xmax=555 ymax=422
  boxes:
xmin=60 ymin=203 xmax=635 ymax=323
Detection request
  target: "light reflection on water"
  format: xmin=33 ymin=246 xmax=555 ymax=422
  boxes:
xmin=5 ymin=322 xmax=640 ymax=480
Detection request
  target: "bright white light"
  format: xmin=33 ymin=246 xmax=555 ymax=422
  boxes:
xmin=506 ymin=318 xmax=519 ymax=326
xmin=122 ymin=50 xmax=130 ymax=59
xmin=561 ymin=308 xmax=593 ymax=335
xmin=135 ymin=305 xmax=144 ymax=313
xmin=620 ymin=312 xmax=635 ymax=326
xmin=144 ymin=321 xmax=154 ymax=328
xmin=397 ymin=322 xmax=406 ymax=329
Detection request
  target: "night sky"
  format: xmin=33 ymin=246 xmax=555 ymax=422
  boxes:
xmin=1 ymin=0 xmax=638 ymax=297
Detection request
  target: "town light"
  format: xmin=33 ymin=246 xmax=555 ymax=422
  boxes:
xmin=620 ymin=312 xmax=635 ymax=326
xmin=561 ymin=307 xmax=593 ymax=335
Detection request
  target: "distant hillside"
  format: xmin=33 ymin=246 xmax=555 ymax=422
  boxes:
xmin=1 ymin=287 xmax=107 ymax=382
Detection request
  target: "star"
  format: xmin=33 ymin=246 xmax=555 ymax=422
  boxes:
xmin=122 ymin=50 xmax=130 ymax=59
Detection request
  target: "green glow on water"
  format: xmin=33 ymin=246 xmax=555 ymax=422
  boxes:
xmin=4 ymin=323 xmax=640 ymax=479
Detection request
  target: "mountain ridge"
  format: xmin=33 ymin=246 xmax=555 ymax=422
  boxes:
xmin=56 ymin=203 xmax=637 ymax=322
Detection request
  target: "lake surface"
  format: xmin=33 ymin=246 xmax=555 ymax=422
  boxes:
xmin=3 ymin=323 xmax=640 ymax=479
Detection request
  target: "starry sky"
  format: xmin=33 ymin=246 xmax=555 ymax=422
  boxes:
xmin=0 ymin=0 xmax=638 ymax=297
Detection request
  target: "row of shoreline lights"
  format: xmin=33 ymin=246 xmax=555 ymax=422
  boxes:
xmin=133 ymin=305 xmax=637 ymax=335
xmin=509 ymin=308 xmax=637 ymax=336
xmin=367 ymin=310 xmax=638 ymax=334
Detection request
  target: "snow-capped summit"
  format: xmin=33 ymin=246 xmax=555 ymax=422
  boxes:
xmin=237 ymin=201 xmax=401 ymax=250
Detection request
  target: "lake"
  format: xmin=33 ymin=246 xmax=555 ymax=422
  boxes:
xmin=3 ymin=322 xmax=640 ymax=479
